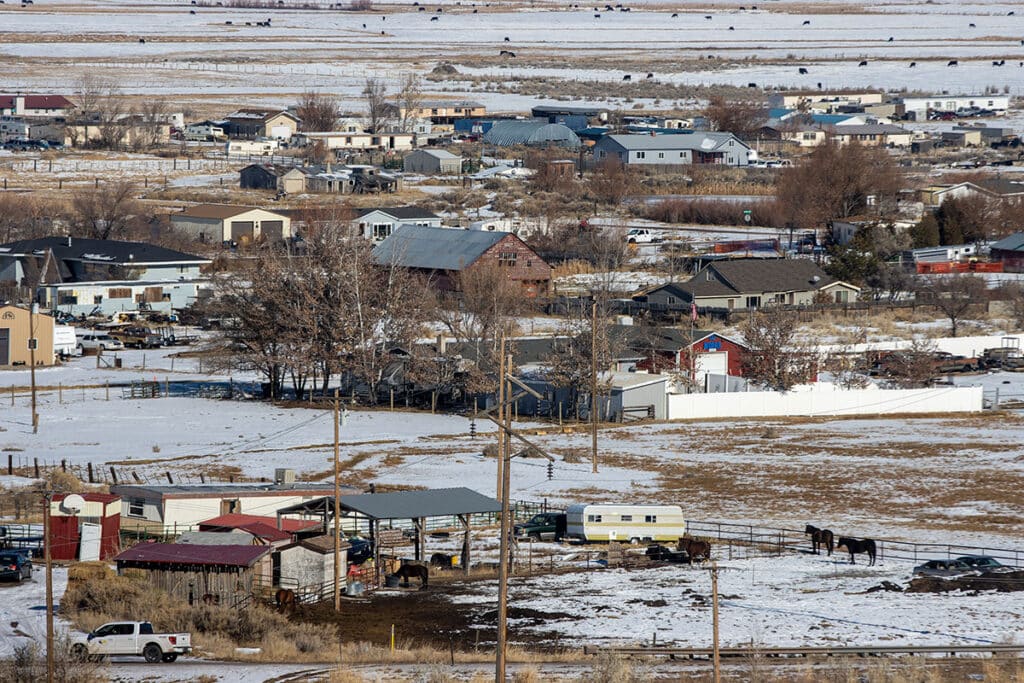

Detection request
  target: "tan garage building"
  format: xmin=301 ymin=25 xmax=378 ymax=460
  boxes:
xmin=0 ymin=304 xmax=55 ymax=367
xmin=169 ymin=204 xmax=293 ymax=245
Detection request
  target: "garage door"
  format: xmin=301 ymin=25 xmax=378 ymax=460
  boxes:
xmin=261 ymin=220 xmax=285 ymax=240
xmin=0 ymin=328 xmax=9 ymax=365
xmin=695 ymin=352 xmax=728 ymax=377
xmin=230 ymin=221 xmax=255 ymax=243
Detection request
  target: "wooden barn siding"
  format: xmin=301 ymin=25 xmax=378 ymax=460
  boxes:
xmin=123 ymin=558 xmax=272 ymax=602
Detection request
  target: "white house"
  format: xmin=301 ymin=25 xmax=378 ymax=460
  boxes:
xmin=354 ymin=206 xmax=442 ymax=242
xmin=295 ymin=130 xmax=415 ymax=152
xmin=900 ymin=95 xmax=1010 ymax=121
xmin=593 ymin=133 xmax=753 ymax=167
xmin=109 ymin=483 xmax=350 ymax=533
xmin=170 ymin=204 xmax=293 ymax=244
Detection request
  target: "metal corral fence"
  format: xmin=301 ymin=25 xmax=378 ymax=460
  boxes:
xmin=685 ymin=519 xmax=1024 ymax=567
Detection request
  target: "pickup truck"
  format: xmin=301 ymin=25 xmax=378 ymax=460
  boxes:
xmin=513 ymin=513 xmax=566 ymax=541
xmin=110 ymin=326 xmax=165 ymax=349
xmin=982 ymin=347 xmax=1024 ymax=370
xmin=625 ymin=228 xmax=662 ymax=244
xmin=72 ymin=621 xmax=191 ymax=663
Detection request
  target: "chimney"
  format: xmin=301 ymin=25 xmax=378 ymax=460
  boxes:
xmin=14 ymin=95 xmax=25 ymax=115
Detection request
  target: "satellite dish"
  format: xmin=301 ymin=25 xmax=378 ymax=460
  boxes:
xmin=61 ymin=494 xmax=86 ymax=514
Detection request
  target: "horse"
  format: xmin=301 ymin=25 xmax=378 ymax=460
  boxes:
xmin=393 ymin=563 xmax=429 ymax=589
xmin=430 ymin=552 xmax=453 ymax=568
xmin=201 ymin=593 xmax=220 ymax=606
xmin=804 ymin=524 xmax=834 ymax=556
xmin=836 ymin=537 xmax=877 ymax=566
xmin=677 ymin=538 xmax=711 ymax=564
xmin=275 ymin=588 xmax=297 ymax=612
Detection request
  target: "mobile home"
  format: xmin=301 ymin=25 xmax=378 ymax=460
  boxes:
xmin=565 ymin=504 xmax=685 ymax=543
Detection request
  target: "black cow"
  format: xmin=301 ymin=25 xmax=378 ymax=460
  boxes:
xmin=798 ymin=67 xmax=808 ymax=75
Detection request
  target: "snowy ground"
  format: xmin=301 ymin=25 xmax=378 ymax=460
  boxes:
xmin=0 ymin=567 xmax=68 ymax=659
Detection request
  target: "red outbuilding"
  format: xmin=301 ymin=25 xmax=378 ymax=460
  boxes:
xmin=49 ymin=493 xmax=121 ymax=562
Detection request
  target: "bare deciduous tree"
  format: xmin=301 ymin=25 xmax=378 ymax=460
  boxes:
xmin=880 ymin=338 xmax=940 ymax=389
xmin=70 ymin=181 xmax=141 ymax=241
xmin=295 ymin=91 xmax=341 ymax=132
xmin=396 ymin=73 xmax=424 ymax=134
xmin=130 ymin=99 xmax=170 ymax=151
xmin=362 ymin=78 xmax=393 ymax=134
xmin=703 ymin=96 xmax=766 ymax=140
xmin=740 ymin=309 xmax=819 ymax=391
xmin=915 ymin=274 xmax=988 ymax=337
xmin=587 ymin=158 xmax=639 ymax=205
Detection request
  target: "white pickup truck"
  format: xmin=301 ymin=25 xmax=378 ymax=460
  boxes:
xmin=72 ymin=621 xmax=192 ymax=663
xmin=625 ymin=228 xmax=662 ymax=244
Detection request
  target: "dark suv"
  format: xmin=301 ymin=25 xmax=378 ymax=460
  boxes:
xmin=513 ymin=513 xmax=566 ymax=541
xmin=0 ymin=551 xmax=32 ymax=582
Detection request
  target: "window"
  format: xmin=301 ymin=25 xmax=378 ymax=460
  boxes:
xmin=834 ymin=290 xmax=849 ymax=304
xmin=58 ymin=294 xmax=77 ymax=305
xmin=644 ymin=515 xmax=657 ymax=523
xmin=598 ymin=150 xmax=606 ymax=158
xmin=745 ymin=295 xmax=761 ymax=308
xmin=667 ymin=295 xmax=677 ymax=305
xmin=372 ymin=223 xmax=392 ymax=240
xmin=139 ymin=623 xmax=154 ymax=635
xmin=621 ymin=515 xmax=633 ymax=522
xmin=657 ymin=152 xmax=664 ymax=159
xmin=108 ymin=288 xmax=131 ymax=299
xmin=113 ymin=624 xmax=135 ymax=635
xmin=635 ymin=151 xmax=646 ymax=159
xmin=498 ymin=251 xmax=518 ymax=266
xmin=128 ymin=498 xmax=145 ymax=517
xmin=587 ymin=514 xmax=603 ymax=523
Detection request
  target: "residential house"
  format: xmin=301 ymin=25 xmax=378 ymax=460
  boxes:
xmin=768 ymin=92 xmax=884 ymax=111
xmin=829 ymin=220 xmax=915 ymax=246
xmin=0 ymin=237 xmax=211 ymax=317
xmin=48 ymin=493 xmax=121 ymax=562
xmin=973 ymin=178 xmax=1024 ymax=201
xmin=917 ymin=182 xmax=987 ymax=207
xmin=403 ymin=149 xmax=463 ymax=175
xmin=114 ymin=543 xmax=273 ymax=604
xmin=759 ymin=122 xmax=828 ymax=148
xmin=0 ymin=304 xmax=55 ymax=367
xmin=0 ymin=94 xmax=75 ymax=118
xmin=0 ymin=116 xmax=29 ymax=142
xmin=295 ymin=130 xmax=414 ymax=152
xmin=593 ymin=132 xmax=752 ymax=166
xmin=397 ymin=100 xmax=485 ymax=125
xmin=530 ymin=104 xmax=610 ymax=123
xmin=941 ymin=129 xmax=983 ymax=147
xmin=240 ymin=164 xmax=309 ymax=194
xmin=638 ymin=259 xmax=860 ymax=312
xmin=826 ymin=123 xmax=912 ymax=147
xmin=608 ymin=323 xmax=748 ymax=382
xmin=170 ymin=204 xmax=292 ymax=244
xmin=372 ymin=225 xmax=552 ymax=297
xmin=223 ymin=109 xmax=300 ymax=139
xmin=354 ymin=206 xmax=442 ymax=242
xmin=900 ymin=95 xmax=1010 ymax=121
xmin=516 ymin=371 xmax=669 ymax=421
xmin=109 ymin=482 xmax=350 ymax=534
xmin=482 ymin=121 xmax=580 ymax=149
xmin=989 ymin=233 xmax=1024 ymax=272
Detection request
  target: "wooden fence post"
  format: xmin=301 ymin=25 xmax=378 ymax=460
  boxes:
xmin=33 ymin=458 xmax=40 ymax=478
xmin=87 ymin=462 xmax=94 ymax=483
xmin=110 ymin=467 xmax=118 ymax=484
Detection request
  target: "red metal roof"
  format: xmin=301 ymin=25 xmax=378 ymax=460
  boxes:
xmin=115 ymin=543 xmax=270 ymax=567
xmin=232 ymin=523 xmax=292 ymax=542
xmin=198 ymin=513 xmax=319 ymax=533
xmin=0 ymin=95 xmax=74 ymax=110
xmin=53 ymin=493 xmax=121 ymax=504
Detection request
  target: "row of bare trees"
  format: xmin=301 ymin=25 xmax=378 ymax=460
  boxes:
xmin=69 ymin=76 xmax=171 ymax=151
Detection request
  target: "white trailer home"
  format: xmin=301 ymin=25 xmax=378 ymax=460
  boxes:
xmin=565 ymin=504 xmax=685 ymax=543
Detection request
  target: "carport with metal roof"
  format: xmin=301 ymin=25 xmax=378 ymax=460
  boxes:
xmin=276 ymin=487 xmax=501 ymax=579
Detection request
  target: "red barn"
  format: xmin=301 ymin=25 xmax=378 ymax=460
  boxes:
xmin=49 ymin=493 xmax=121 ymax=562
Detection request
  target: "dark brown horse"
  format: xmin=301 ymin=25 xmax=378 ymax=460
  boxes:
xmin=677 ymin=538 xmax=712 ymax=564
xmin=836 ymin=537 xmax=877 ymax=566
xmin=430 ymin=552 xmax=453 ymax=568
xmin=394 ymin=563 xmax=429 ymax=589
xmin=275 ymin=588 xmax=297 ymax=612
xmin=805 ymin=524 xmax=834 ymax=556
xmin=200 ymin=593 xmax=220 ymax=606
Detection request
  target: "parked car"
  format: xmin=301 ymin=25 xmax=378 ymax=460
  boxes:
xmin=625 ymin=228 xmax=661 ymax=245
xmin=110 ymin=326 xmax=164 ymax=349
xmin=0 ymin=550 xmax=32 ymax=582
xmin=347 ymin=537 xmax=372 ymax=565
xmin=76 ymin=333 xmax=125 ymax=352
xmin=71 ymin=621 xmax=192 ymax=663
xmin=513 ymin=513 xmax=567 ymax=541
xmin=913 ymin=558 xmax=973 ymax=577
xmin=955 ymin=555 xmax=1012 ymax=572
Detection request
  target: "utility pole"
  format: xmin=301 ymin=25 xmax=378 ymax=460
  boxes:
xmin=590 ymin=301 xmax=598 ymax=473
xmin=30 ymin=302 xmax=39 ymax=434
xmin=495 ymin=342 xmax=509 ymax=683
xmin=711 ymin=561 xmax=721 ymax=683
xmin=44 ymin=494 xmax=54 ymax=683
xmin=333 ymin=388 xmax=342 ymax=611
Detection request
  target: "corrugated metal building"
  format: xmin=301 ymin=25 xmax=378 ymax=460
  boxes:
xmin=482 ymin=121 xmax=580 ymax=149
xmin=115 ymin=543 xmax=273 ymax=604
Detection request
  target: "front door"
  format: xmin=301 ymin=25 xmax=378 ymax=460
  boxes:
xmin=0 ymin=328 xmax=9 ymax=365
xmin=80 ymin=522 xmax=102 ymax=562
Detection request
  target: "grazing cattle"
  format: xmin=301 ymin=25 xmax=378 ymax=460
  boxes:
xmin=728 ymin=26 xmax=734 ymax=30
xmin=436 ymin=7 xmax=442 ymax=11
xmin=802 ymin=19 xmax=810 ymax=25
xmin=504 ymin=36 xmax=510 ymax=41
xmin=888 ymin=36 xmax=893 ymax=42
xmin=747 ymin=82 xmax=758 ymax=88
xmin=969 ymin=22 xmax=976 ymax=27
xmin=622 ymin=74 xmax=631 ymax=81
xmin=1009 ymin=10 xmax=1015 ymax=15
xmin=362 ymin=23 xmax=366 ymax=27
xmin=671 ymin=12 xmax=677 ymax=17
xmin=947 ymin=60 xmax=958 ymax=66
xmin=858 ymin=60 xmax=868 ymax=66
xmin=646 ymin=72 xmax=653 ymax=79
xmin=994 ymin=60 xmax=1002 ymax=66
xmin=139 ymin=38 xmax=145 ymax=43
xmin=430 ymin=15 xmax=438 ymax=20
xmin=817 ymin=81 xmax=822 ymax=88
xmin=225 ymin=20 xmax=232 ymax=24
xmin=393 ymin=563 xmax=429 ymax=589
xmin=836 ymin=537 xmax=877 ymax=566
xmin=472 ymin=8 xmax=477 ymax=12
xmin=909 ymin=61 xmax=916 ymax=67
xmin=499 ymin=50 xmax=515 ymax=57
xmin=418 ymin=5 xmax=424 ymax=9
xmin=739 ymin=5 xmax=745 ymax=9
xmin=804 ymin=524 xmax=834 ymax=556
xmin=798 ymin=67 xmax=808 ymax=74
xmin=274 ymin=588 xmax=296 ymax=612
xmin=594 ymin=13 xmax=600 ymax=17
xmin=189 ymin=9 xmax=196 ymax=14
xmin=704 ymin=14 xmax=712 ymax=19
xmin=677 ymin=538 xmax=712 ymax=564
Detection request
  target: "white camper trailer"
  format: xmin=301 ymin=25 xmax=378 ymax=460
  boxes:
xmin=565 ymin=504 xmax=685 ymax=543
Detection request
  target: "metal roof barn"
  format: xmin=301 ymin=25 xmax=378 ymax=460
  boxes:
xmin=483 ymin=121 xmax=580 ymax=148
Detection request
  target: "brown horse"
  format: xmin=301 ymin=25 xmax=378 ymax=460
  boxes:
xmin=200 ymin=593 xmax=220 ymax=606
xmin=677 ymin=538 xmax=712 ymax=564
xmin=805 ymin=524 xmax=834 ymax=556
xmin=275 ymin=588 xmax=297 ymax=612
xmin=836 ymin=537 xmax=877 ymax=566
xmin=393 ymin=563 xmax=429 ymax=589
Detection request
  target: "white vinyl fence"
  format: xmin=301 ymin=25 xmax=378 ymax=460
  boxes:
xmin=667 ymin=385 xmax=983 ymax=420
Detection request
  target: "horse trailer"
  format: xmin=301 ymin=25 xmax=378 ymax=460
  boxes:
xmin=565 ymin=504 xmax=685 ymax=543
